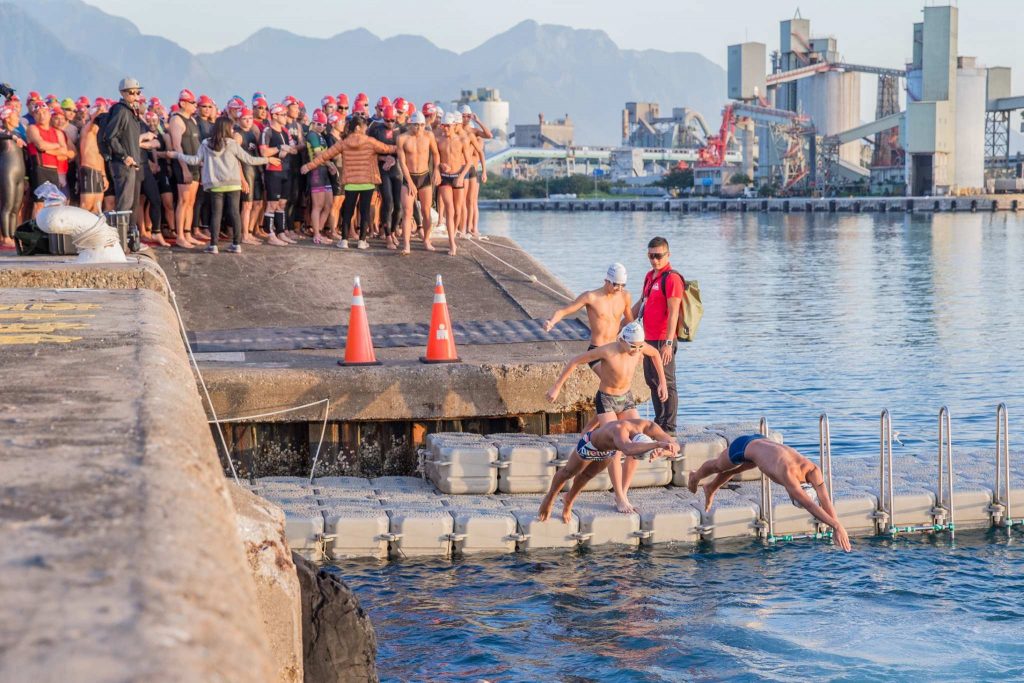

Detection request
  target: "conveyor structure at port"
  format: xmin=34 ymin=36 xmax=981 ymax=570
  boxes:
xmin=247 ymin=407 xmax=1024 ymax=562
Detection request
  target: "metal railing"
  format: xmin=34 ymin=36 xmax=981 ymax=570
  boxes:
xmin=932 ymin=407 xmax=956 ymax=535
xmin=758 ymin=417 xmax=832 ymax=545
xmin=991 ymin=403 xmax=1017 ymax=527
xmin=819 ymin=413 xmax=834 ymax=501
xmin=876 ymin=409 xmax=896 ymax=534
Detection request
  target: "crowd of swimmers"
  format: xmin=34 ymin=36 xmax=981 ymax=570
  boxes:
xmin=539 ymin=238 xmax=852 ymax=552
xmin=0 ymin=77 xmax=491 ymax=255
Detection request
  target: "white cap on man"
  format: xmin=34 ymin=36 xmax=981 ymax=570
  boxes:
xmin=606 ymin=262 xmax=627 ymax=285
xmin=409 ymin=111 xmax=426 ymax=125
xmin=460 ymin=104 xmax=473 ymax=115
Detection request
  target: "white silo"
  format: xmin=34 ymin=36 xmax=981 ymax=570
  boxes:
xmin=797 ymin=70 xmax=861 ymax=165
xmin=954 ymin=58 xmax=986 ymax=192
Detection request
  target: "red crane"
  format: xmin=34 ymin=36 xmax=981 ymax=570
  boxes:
xmin=697 ymin=105 xmax=735 ymax=167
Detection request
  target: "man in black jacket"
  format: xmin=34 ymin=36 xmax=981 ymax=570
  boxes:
xmin=102 ymin=77 xmax=144 ymax=213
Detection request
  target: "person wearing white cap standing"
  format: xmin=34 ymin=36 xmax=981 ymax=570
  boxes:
xmin=101 ymin=77 xmax=145 ymax=215
xmin=544 ymin=262 xmax=635 ymax=370
xmin=397 ymin=109 xmax=441 ymax=255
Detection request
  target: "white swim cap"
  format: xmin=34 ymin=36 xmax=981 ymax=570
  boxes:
xmin=791 ymin=482 xmax=820 ymax=509
xmin=606 ymin=262 xmax=627 ymax=285
xmin=409 ymin=111 xmax=426 ymax=125
xmin=460 ymin=104 xmax=472 ymax=115
xmin=619 ymin=321 xmax=645 ymax=344
xmin=631 ymin=433 xmax=655 ymax=444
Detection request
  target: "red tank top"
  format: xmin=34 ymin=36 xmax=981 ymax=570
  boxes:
xmin=29 ymin=125 xmax=64 ymax=171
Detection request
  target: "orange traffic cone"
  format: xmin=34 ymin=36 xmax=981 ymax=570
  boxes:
xmin=420 ymin=274 xmax=460 ymax=363
xmin=339 ymin=276 xmax=381 ymax=366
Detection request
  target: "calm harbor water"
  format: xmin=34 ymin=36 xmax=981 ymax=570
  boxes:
xmin=339 ymin=211 xmax=1024 ymax=680
xmin=483 ymin=210 xmax=1024 ymax=457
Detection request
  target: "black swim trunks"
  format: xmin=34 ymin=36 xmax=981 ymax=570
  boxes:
xmin=172 ymin=162 xmax=201 ymax=186
xmin=587 ymin=343 xmax=600 ymax=370
xmin=595 ymin=390 xmax=637 ymax=415
xmin=78 ymin=166 xmax=105 ymax=195
xmin=466 ymin=166 xmax=477 ymax=180
xmin=410 ymin=171 xmax=431 ymax=190
xmin=264 ymin=171 xmax=290 ymax=201
xmin=440 ymin=167 xmax=465 ymax=188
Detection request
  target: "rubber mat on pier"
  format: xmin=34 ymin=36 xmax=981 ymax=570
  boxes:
xmin=186 ymin=318 xmax=591 ymax=353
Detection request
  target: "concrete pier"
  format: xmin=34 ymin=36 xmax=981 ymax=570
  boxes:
xmin=153 ymin=239 xmax=644 ymax=477
xmin=0 ymin=283 xmax=276 ymax=680
xmin=481 ymin=195 xmax=1024 ymax=213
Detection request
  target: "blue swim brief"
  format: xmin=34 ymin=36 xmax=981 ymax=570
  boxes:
xmin=728 ymin=434 xmax=765 ymax=465
xmin=575 ymin=431 xmax=617 ymax=462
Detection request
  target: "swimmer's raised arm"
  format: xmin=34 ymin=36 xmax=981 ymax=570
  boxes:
xmin=545 ymin=346 xmax=605 ymax=402
xmin=544 ymin=291 xmax=592 ymax=331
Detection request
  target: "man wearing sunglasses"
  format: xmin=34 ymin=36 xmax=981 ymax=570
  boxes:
xmin=545 ymin=321 xmax=667 ymax=514
xmin=102 ymin=77 xmax=145 ymax=214
xmin=634 ymin=236 xmax=683 ymax=435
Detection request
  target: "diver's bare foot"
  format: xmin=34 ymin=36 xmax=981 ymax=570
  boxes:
xmin=537 ymin=494 xmax=555 ymax=522
xmin=703 ymin=483 xmax=718 ymax=512
xmin=615 ymin=497 xmax=636 ymax=514
xmin=423 ymin=241 xmax=436 ymax=252
xmin=561 ymin=504 xmax=574 ymax=524
xmin=688 ymin=471 xmax=704 ymax=494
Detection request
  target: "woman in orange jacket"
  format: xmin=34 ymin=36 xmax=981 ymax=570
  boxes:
xmin=302 ymin=114 xmax=396 ymax=250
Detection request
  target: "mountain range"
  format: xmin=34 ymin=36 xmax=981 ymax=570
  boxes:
xmin=0 ymin=0 xmax=725 ymax=145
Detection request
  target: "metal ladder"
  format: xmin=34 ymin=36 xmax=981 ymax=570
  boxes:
xmin=877 ymin=407 xmax=956 ymax=536
xmin=990 ymin=403 xmax=1020 ymax=528
xmin=758 ymin=416 xmax=833 ymax=544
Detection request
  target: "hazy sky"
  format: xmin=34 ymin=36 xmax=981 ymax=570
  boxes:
xmin=87 ymin=0 xmax=1023 ymax=88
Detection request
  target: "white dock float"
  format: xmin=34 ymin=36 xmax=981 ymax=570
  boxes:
xmin=449 ymin=508 xmax=519 ymax=554
xmin=386 ymin=508 xmax=455 ymax=558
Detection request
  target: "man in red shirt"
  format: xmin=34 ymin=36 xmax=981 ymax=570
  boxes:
xmin=634 ymin=236 xmax=683 ymax=433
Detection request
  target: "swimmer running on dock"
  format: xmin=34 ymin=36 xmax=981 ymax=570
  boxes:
xmin=546 ymin=321 xmax=666 ymax=513
xmin=538 ymin=418 xmax=678 ymax=523
xmin=687 ymin=435 xmax=852 ymax=551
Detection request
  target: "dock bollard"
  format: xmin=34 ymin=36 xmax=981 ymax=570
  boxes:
xmin=420 ymin=274 xmax=461 ymax=363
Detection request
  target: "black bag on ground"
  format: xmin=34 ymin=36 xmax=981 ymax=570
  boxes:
xmin=13 ymin=220 xmax=51 ymax=256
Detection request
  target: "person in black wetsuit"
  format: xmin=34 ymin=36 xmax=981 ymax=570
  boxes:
xmin=234 ymin=108 xmax=263 ymax=245
xmin=283 ymin=96 xmax=305 ymax=240
xmin=193 ymin=94 xmax=217 ymax=241
xmin=139 ymin=111 xmax=170 ymax=246
xmin=366 ymin=105 xmax=403 ymax=249
xmin=0 ymin=104 xmax=26 ymax=249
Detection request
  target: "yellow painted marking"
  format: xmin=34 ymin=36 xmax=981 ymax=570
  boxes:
xmin=0 ymin=303 xmax=102 ymax=312
xmin=0 ymin=313 xmax=96 ymax=320
xmin=0 ymin=334 xmax=84 ymax=345
xmin=0 ymin=322 xmax=90 ymax=334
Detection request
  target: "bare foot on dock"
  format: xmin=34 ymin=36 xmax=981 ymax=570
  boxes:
xmin=687 ymin=471 xmax=700 ymax=494
xmin=703 ymin=483 xmax=718 ymax=512
xmin=561 ymin=501 xmax=574 ymax=524
xmin=615 ymin=497 xmax=636 ymax=514
xmin=424 ymin=241 xmax=436 ymax=252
